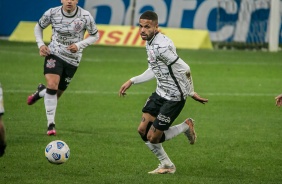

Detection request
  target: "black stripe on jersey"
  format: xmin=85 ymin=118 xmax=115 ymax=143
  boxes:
xmin=170 ymin=56 xmax=179 ymax=66
xmin=168 ymin=57 xmax=184 ymax=101
xmin=89 ymin=30 xmax=99 ymax=36
xmin=38 ymin=21 xmax=45 ymax=29
xmin=61 ymin=7 xmax=78 ymax=18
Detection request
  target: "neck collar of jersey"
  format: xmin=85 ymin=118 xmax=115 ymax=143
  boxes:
xmin=61 ymin=6 xmax=78 ymax=18
xmin=148 ymin=32 xmax=159 ymax=45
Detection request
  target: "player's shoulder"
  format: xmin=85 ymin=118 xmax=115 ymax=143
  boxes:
xmin=77 ymin=6 xmax=92 ymax=16
xmin=45 ymin=6 xmax=62 ymax=14
xmin=42 ymin=6 xmax=61 ymax=17
xmin=154 ymin=33 xmax=173 ymax=47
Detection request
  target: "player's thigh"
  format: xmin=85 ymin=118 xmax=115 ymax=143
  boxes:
xmin=138 ymin=113 xmax=156 ymax=134
xmin=44 ymin=54 xmax=64 ymax=76
xmin=44 ymin=54 xmax=64 ymax=89
xmin=142 ymin=92 xmax=162 ymax=117
xmin=45 ymin=74 xmax=60 ymax=89
xmin=153 ymin=100 xmax=186 ymax=131
xmin=139 ymin=93 xmax=161 ymax=133
xmin=58 ymin=62 xmax=78 ymax=91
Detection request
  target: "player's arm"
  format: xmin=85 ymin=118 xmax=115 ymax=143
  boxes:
xmin=35 ymin=10 xmax=52 ymax=57
xmin=71 ymin=12 xmax=100 ymax=53
xmin=119 ymin=68 xmax=155 ymax=97
xmin=191 ymin=93 xmax=208 ymax=104
xmin=185 ymin=70 xmax=208 ymax=104
xmin=34 ymin=23 xmax=50 ymax=57
xmin=275 ymin=94 xmax=282 ymax=107
xmin=70 ymin=32 xmax=99 ymax=53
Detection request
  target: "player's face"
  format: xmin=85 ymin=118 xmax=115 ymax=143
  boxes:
xmin=61 ymin=0 xmax=78 ymax=13
xmin=139 ymin=19 xmax=158 ymax=41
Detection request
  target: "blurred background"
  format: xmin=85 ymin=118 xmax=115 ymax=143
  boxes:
xmin=1 ymin=0 xmax=282 ymax=51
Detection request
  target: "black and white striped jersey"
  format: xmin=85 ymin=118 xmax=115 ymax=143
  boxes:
xmin=37 ymin=6 xmax=98 ymax=66
xmin=146 ymin=32 xmax=195 ymax=101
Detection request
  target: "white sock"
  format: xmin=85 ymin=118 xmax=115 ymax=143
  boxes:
xmin=145 ymin=142 xmax=173 ymax=166
xmin=164 ymin=121 xmax=189 ymax=141
xmin=39 ymin=88 xmax=46 ymax=97
xmin=44 ymin=93 xmax=57 ymax=126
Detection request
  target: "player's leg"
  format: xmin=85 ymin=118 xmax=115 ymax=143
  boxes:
xmin=137 ymin=113 xmax=175 ymax=174
xmin=0 ymin=83 xmax=6 ymax=157
xmin=164 ymin=118 xmax=196 ymax=144
xmin=0 ymin=116 xmax=6 ymax=157
xmin=139 ymin=93 xmax=175 ymax=174
xmin=149 ymin=99 xmax=196 ymax=144
xmin=27 ymin=85 xmax=65 ymax=105
xmin=27 ymin=83 xmax=46 ymax=105
xmin=148 ymin=99 xmax=186 ymax=143
xmin=45 ymin=60 xmax=77 ymax=136
xmin=45 ymin=73 xmax=60 ymax=136
xmin=42 ymin=54 xmax=66 ymax=135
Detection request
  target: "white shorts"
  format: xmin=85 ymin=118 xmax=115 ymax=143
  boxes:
xmin=0 ymin=83 xmax=4 ymax=115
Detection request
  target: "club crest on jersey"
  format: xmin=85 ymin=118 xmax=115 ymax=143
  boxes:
xmin=46 ymin=58 xmax=56 ymax=68
xmin=74 ymin=21 xmax=83 ymax=32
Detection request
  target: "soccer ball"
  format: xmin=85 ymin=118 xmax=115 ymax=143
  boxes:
xmin=45 ymin=140 xmax=70 ymax=164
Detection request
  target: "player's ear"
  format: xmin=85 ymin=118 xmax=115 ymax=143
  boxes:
xmin=155 ymin=23 xmax=159 ymax=32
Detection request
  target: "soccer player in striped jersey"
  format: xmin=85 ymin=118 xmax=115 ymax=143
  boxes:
xmin=119 ymin=11 xmax=208 ymax=174
xmin=27 ymin=0 xmax=99 ymax=136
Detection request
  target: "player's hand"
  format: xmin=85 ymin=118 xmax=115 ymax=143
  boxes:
xmin=39 ymin=45 xmax=50 ymax=57
xmin=275 ymin=94 xmax=282 ymax=107
xmin=119 ymin=80 xmax=133 ymax=97
xmin=192 ymin=92 xmax=208 ymax=104
xmin=67 ymin=44 xmax=78 ymax=53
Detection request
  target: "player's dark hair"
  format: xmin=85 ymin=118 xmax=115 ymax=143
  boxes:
xmin=140 ymin=11 xmax=158 ymax=23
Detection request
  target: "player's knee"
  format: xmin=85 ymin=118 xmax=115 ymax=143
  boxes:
xmin=137 ymin=126 xmax=145 ymax=135
xmin=147 ymin=135 xmax=159 ymax=144
xmin=137 ymin=128 xmax=147 ymax=142
xmin=138 ymin=121 xmax=153 ymax=142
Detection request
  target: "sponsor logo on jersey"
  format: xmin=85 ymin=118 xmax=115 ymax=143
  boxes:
xmin=65 ymin=77 xmax=72 ymax=83
xmin=46 ymin=58 xmax=56 ymax=68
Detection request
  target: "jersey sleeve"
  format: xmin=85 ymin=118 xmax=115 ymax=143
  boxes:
xmin=156 ymin=43 xmax=179 ymax=65
xmin=38 ymin=9 xmax=52 ymax=29
xmin=85 ymin=12 xmax=99 ymax=36
xmin=130 ymin=67 xmax=155 ymax=84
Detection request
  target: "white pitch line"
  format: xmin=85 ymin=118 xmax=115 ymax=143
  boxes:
xmin=3 ymin=89 xmax=276 ymax=96
xmin=1 ymin=49 xmax=282 ymax=65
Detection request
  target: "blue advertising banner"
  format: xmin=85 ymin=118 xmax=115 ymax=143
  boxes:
xmin=0 ymin=0 xmax=281 ymax=43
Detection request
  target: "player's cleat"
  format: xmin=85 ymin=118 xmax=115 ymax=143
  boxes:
xmin=47 ymin=123 xmax=56 ymax=136
xmin=148 ymin=164 xmax=176 ymax=174
xmin=27 ymin=83 xmax=46 ymax=105
xmin=184 ymin=118 xmax=196 ymax=145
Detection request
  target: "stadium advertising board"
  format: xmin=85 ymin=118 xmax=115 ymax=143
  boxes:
xmin=1 ymin=0 xmax=282 ymax=44
xmin=9 ymin=22 xmax=212 ymax=50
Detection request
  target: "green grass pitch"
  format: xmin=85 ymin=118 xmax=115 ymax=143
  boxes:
xmin=0 ymin=40 xmax=281 ymax=184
